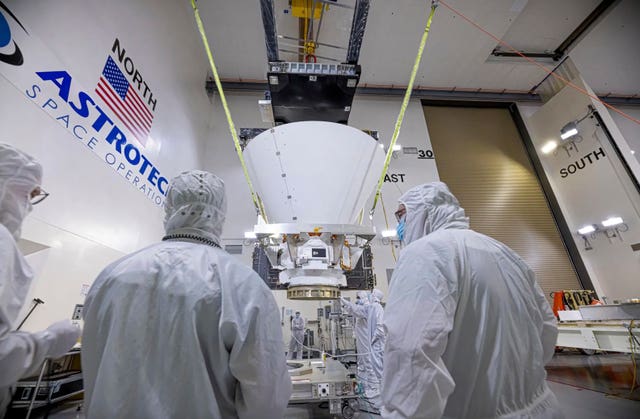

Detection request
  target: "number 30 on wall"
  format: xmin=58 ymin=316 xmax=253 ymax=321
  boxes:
xmin=418 ymin=149 xmax=434 ymax=160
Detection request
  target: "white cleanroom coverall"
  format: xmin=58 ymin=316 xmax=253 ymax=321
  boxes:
xmin=0 ymin=143 xmax=79 ymax=415
xmin=288 ymin=313 xmax=305 ymax=360
xmin=382 ymin=182 xmax=562 ymax=419
xmin=366 ymin=288 xmax=385 ymax=407
xmin=82 ymin=171 xmax=292 ymax=419
xmin=341 ymin=291 xmax=370 ymax=382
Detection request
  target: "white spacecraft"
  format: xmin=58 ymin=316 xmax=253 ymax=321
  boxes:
xmin=243 ymin=121 xmax=385 ymax=300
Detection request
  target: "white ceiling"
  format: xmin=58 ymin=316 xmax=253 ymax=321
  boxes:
xmin=196 ymin=0 xmax=639 ymax=96
xmin=499 ymin=0 xmax=600 ymax=52
xmin=569 ymin=0 xmax=640 ymax=96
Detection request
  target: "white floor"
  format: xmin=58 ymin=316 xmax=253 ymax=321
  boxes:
xmin=285 ymin=381 xmax=640 ymax=418
xmin=548 ymin=380 xmax=640 ymax=419
xmin=19 ymin=380 xmax=640 ymax=419
xmin=12 ymin=379 xmax=640 ymax=419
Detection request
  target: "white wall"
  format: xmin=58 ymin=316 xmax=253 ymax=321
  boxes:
xmin=609 ymin=106 xmax=640 ymax=166
xmin=0 ymin=0 xmax=212 ymax=331
xmin=203 ymin=93 xmax=439 ymax=347
xmin=521 ymin=76 xmax=640 ymax=301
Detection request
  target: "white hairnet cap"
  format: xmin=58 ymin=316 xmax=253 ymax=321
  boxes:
xmin=372 ymin=289 xmax=384 ymax=302
xmin=0 ymin=143 xmax=42 ymax=239
xmin=164 ymin=170 xmax=227 ymax=245
xmin=398 ymin=182 xmax=469 ymax=245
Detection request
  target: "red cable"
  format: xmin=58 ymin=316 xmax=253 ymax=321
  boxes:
xmin=438 ymin=0 xmax=640 ymax=127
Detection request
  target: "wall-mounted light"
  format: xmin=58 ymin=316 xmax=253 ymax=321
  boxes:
xmin=381 ymin=229 xmax=397 ymax=238
xmin=576 ymin=216 xmax=629 ymax=250
xmin=380 ymin=143 xmax=402 ymax=158
xmin=602 ymin=216 xmax=623 ymax=227
xmin=577 ymin=225 xmax=596 ymax=235
xmin=552 ymin=107 xmax=595 ymax=157
xmin=560 ymin=121 xmax=578 ymax=140
xmin=601 ymin=216 xmax=628 ymax=244
xmin=558 ymin=120 xmax=582 ymax=156
xmin=576 ymin=224 xmax=597 ymax=250
xmin=381 ymin=229 xmax=401 ymax=245
xmin=541 ymin=141 xmax=558 ymax=154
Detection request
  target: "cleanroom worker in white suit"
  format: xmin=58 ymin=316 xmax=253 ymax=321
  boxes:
xmin=82 ymin=170 xmax=292 ymax=419
xmin=382 ymin=182 xmax=562 ymax=419
xmin=367 ymin=288 xmax=385 ymax=407
xmin=288 ymin=311 xmax=305 ymax=360
xmin=341 ymin=291 xmax=370 ymax=384
xmin=0 ymin=143 xmax=80 ymax=415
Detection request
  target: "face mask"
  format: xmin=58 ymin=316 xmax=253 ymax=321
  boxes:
xmin=396 ymin=219 xmax=406 ymax=242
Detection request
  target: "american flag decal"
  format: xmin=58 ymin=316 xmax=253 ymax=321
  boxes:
xmin=96 ymin=56 xmax=154 ymax=146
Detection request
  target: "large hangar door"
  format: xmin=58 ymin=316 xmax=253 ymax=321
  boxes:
xmin=423 ymin=105 xmax=582 ymax=299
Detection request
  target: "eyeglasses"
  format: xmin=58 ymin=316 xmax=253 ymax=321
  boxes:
xmin=394 ymin=207 xmax=406 ymax=222
xmin=30 ymin=188 xmax=50 ymax=205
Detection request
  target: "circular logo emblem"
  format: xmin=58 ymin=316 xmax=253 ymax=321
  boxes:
xmin=0 ymin=2 xmax=26 ymax=66
xmin=0 ymin=11 xmax=11 ymax=48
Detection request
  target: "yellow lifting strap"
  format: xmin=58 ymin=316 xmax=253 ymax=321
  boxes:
xmin=370 ymin=2 xmax=438 ymax=218
xmin=190 ymin=0 xmax=268 ymax=223
xmin=379 ymin=192 xmax=397 ymax=262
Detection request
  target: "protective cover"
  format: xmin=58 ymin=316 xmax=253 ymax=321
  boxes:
xmin=243 ymin=121 xmax=385 ymax=224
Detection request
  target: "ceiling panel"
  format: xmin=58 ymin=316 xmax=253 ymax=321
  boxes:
xmin=498 ymin=0 xmax=601 ymax=52
xmin=357 ymin=0 xmax=542 ymax=89
xmin=569 ymin=0 xmax=640 ymax=95
xmin=194 ymin=0 xmax=638 ymax=95
xmin=197 ymin=0 xmax=268 ymax=80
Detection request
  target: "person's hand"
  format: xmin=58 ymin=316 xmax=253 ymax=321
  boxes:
xmin=39 ymin=320 xmax=80 ymax=358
